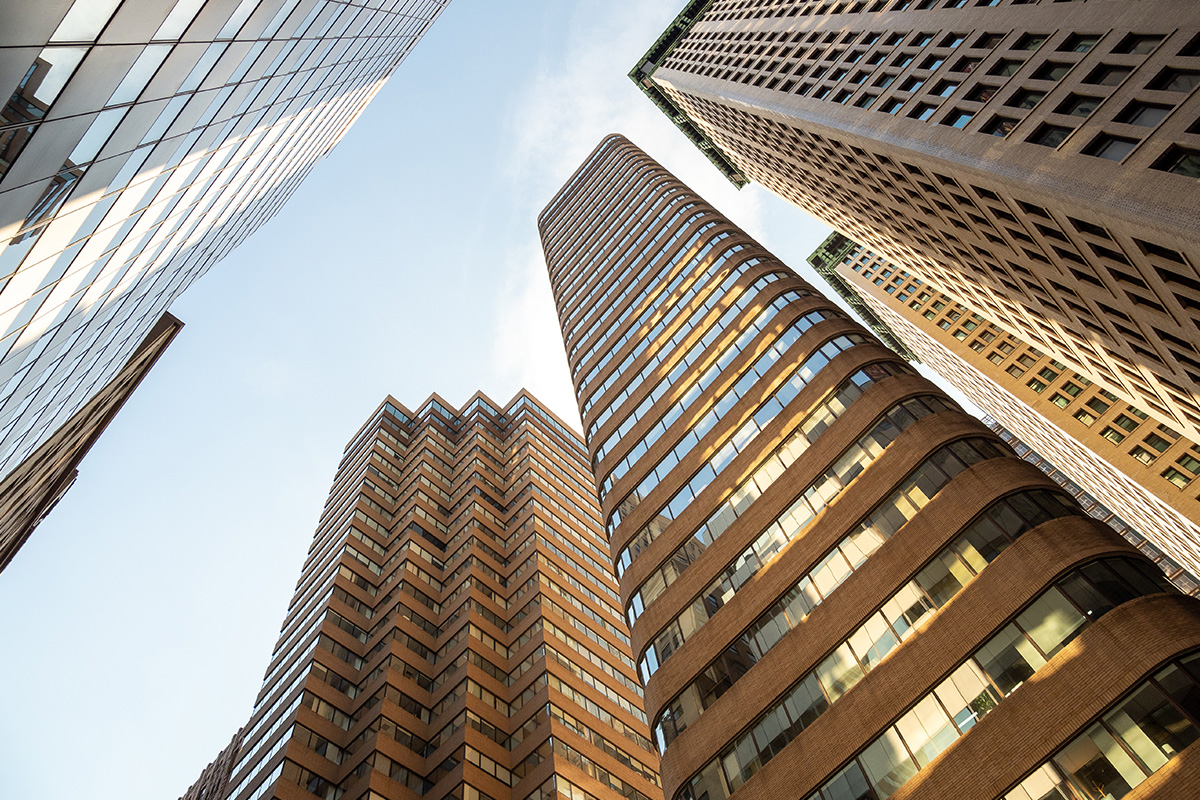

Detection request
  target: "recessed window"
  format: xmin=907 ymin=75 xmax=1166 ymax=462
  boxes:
xmin=1149 ymin=69 xmax=1200 ymax=93
xmin=875 ymin=73 xmax=897 ymax=88
xmin=912 ymin=32 xmax=935 ymax=47
xmin=1074 ymin=408 xmax=1097 ymax=426
xmin=851 ymin=71 xmax=870 ymax=84
xmin=943 ymin=109 xmax=974 ymax=128
xmin=1152 ymin=146 xmax=1200 ymax=178
xmin=1114 ymin=34 xmax=1165 ymax=55
xmin=921 ymin=55 xmax=946 ymax=70
xmin=881 ymin=98 xmax=905 ymax=114
xmin=1028 ymin=124 xmax=1073 ymax=147
xmin=1130 ymin=445 xmax=1156 ymax=465
xmin=1085 ymin=134 xmax=1140 ymax=161
xmin=990 ymin=59 xmax=1024 ymax=77
xmin=1101 ymin=426 xmax=1126 ymax=444
xmin=942 ymin=33 xmax=967 ymax=49
xmin=1033 ymin=62 xmax=1072 ymax=81
xmin=1015 ymin=34 xmax=1049 ymax=51
xmin=1117 ymin=102 xmax=1174 ymax=127
xmin=1061 ymin=34 xmax=1102 ymax=53
xmin=967 ymin=84 xmax=998 ymax=102
xmin=1057 ymin=94 xmax=1103 ymax=117
xmin=893 ymin=54 xmax=914 ymax=68
xmin=1084 ymin=64 xmax=1133 ymax=87
xmin=1163 ymin=467 xmax=1192 ymax=488
xmin=1050 ymin=393 xmax=1071 ymax=409
xmin=933 ymin=80 xmax=959 ymax=97
xmin=1007 ymin=88 xmax=1046 ymax=109
xmin=975 ymin=33 xmax=1005 ymax=49
xmin=909 ymin=102 xmax=937 ymax=120
xmin=855 ymin=93 xmax=877 ymax=108
xmin=953 ymin=57 xmax=981 ymax=73
xmin=834 ymin=89 xmax=853 ymax=104
xmin=983 ymin=115 xmax=1019 ymax=137
xmin=901 ymin=76 xmax=925 ymax=92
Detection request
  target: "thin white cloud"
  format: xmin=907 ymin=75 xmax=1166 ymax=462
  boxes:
xmin=488 ymin=0 xmax=769 ymax=431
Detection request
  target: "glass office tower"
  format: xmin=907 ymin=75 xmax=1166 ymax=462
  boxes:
xmin=634 ymin=0 xmax=1200 ymax=444
xmin=199 ymin=391 xmax=661 ymax=800
xmin=539 ymin=134 xmax=1200 ymax=800
xmin=0 ymin=0 xmax=449 ymax=489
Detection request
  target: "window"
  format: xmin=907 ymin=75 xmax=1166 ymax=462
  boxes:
xmin=1074 ymin=408 xmax=1097 ymax=426
xmin=1084 ymin=65 xmax=1134 ymax=87
xmin=1060 ymin=34 xmax=1101 ymax=53
xmin=954 ymin=57 xmax=981 ymax=73
xmin=975 ymin=33 xmax=1005 ymax=49
xmin=1015 ymin=34 xmax=1049 ymax=51
xmin=1050 ymin=393 xmax=1071 ymax=409
xmin=1118 ymin=102 xmax=1174 ymax=127
xmin=1131 ymin=446 xmax=1156 ymax=465
xmin=1101 ymin=427 xmax=1126 ymax=445
xmin=1149 ymin=69 xmax=1200 ymax=92
xmin=934 ymin=80 xmax=959 ymax=97
xmin=942 ymin=34 xmax=967 ymax=49
xmin=1032 ymin=62 xmax=1071 ymax=81
xmin=921 ymin=55 xmax=945 ymax=71
xmin=1162 ymin=467 xmax=1192 ymax=488
xmin=1028 ymin=124 xmax=1073 ymax=147
xmin=990 ymin=59 xmax=1024 ymax=77
xmin=1144 ymin=433 xmax=1172 ymax=452
xmin=912 ymin=32 xmax=935 ymax=47
xmin=901 ymin=76 xmax=925 ymax=92
xmin=943 ymin=109 xmax=974 ymax=128
xmin=1057 ymin=94 xmax=1103 ymax=117
xmin=1008 ymin=89 xmax=1046 ymax=109
xmin=881 ymin=98 xmax=905 ymax=114
xmin=1085 ymin=134 xmax=1140 ymax=161
xmin=1113 ymin=414 xmax=1140 ymax=432
xmin=1177 ymin=454 xmax=1200 ymax=474
xmin=910 ymin=103 xmax=937 ymax=120
xmin=1114 ymin=34 xmax=1165 ymax=55
xmin=1153 ymin=146 xmax=1200 ymax=178
xmin=967 ymin=84 xmax=998 ymax=102
xmin=983 ymin=116 xmax=1019 ymax=137
xmin=1028 ymin=378 xmax=1047 ymax=393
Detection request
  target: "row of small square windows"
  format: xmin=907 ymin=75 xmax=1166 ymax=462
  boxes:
xmin=674 ymin=87 xmax=1200 ymax=430
xmin=892 ymin=273 xmax=1200 ymax=493
xmin=680 ymin=89 xmax=1200 ymax=392
xmin=670 ymin=22 xmax=1200 ymax=174
xmin=705 ymin=0 xmax=1091 ymax=23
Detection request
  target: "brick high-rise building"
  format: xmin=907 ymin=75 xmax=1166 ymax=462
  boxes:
xmin=539 ymin=134 xmax=1200 ymax=800
xmin=200 ymin=391 xmax=661 ymax=800
xmin=633 ymin=0 xmax=1200 ymax=443
xmin=0 ymin=0 xmax=449 ymax=493
xmin=812 ymin=232 xmax=1200 ymax=579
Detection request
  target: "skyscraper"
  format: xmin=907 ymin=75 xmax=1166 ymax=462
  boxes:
xmin=540 ymin=134 xmax=1200 ymax=800
xmin=0 ymin=0 xmax=449 ymax=489
xmin=633 ymin=1 xmax=1200 ymax=442
xmin=812 ymin=232 xmax=1200 ymax=578
xmin=203 ymin=391 xmax=661 ymax=800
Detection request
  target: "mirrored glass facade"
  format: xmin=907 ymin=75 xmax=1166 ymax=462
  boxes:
xmin=0 ymin=0 xmax=449 ymax=483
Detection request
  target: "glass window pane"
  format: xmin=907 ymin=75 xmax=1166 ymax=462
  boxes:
xmin=1016 ymin=589 xmax=1087 ymax=659
xmin=1103 ymin=682 xmax=1199 ymax=772
xmin=860 ymin=729 xmax=919 ymax=797
xmin=1053 ymin=723 xmax=1148 ymax=799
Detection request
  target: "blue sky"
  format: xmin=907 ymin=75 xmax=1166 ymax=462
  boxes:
xmin=0 ymin=2 xmax=890 ymax=798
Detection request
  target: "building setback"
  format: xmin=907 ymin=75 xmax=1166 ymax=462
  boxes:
xmin=0 ymin=0 xmax=449 ymax=495
xmin=0 ymin=310 xmax=181 ymax=572
xmin=812 ymin=232 xmax=1200 ymax=579
xmin=632 ymin=0 xmax=1200 ymax=444
xmin=198 ymin=391 xmax=661 ymax=800
xmin=539 ymin=134 xmax=1200 ymax=800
